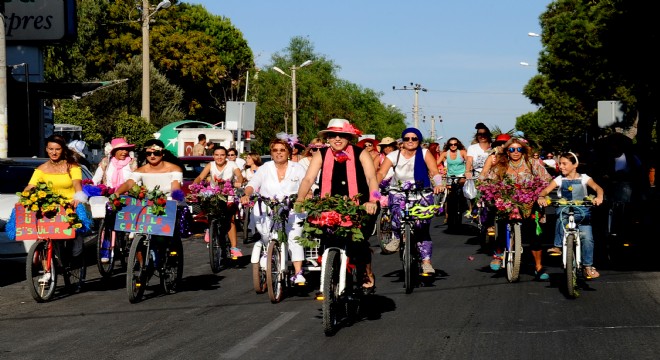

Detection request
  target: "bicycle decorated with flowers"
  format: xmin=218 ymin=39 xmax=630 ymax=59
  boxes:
xmin=187 ymin=180 xmax=236 ymax=273
xmin=296 ymin=194 xmax=369 ymax=336
xmin=109 ymin=185 xmax=184 ymax=303
xmin=247 ymin=193 xmax=304 ymax=303
xmin=387 ymin=182 xmax=442 ymax=293
xmin=477 ymin=176 xmax=547 ymax=283
xmin=10 ymin=180 xmax=92 ymax=302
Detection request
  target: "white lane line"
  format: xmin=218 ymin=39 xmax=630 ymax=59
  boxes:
xmin=220 ymin=311 xmax=299 ymax=359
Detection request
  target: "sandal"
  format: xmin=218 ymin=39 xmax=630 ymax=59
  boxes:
xmin=362 ymin=273 xmax=376 ymax=295
xmin=584 ymin=266 xmax=600 ymax=279
xmin=547 ymin=247 xmax=562 ymax=256
xmin=487 ymin=226 xmax=496 ymax=236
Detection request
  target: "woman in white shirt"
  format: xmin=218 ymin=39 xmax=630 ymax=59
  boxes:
xmin=193 ymin=146 xmax=244 ymax=257
xmin=376 ymin=128 xmax=444 ymax=274
xmin=240 ymin=139 xmax=308 ymax=284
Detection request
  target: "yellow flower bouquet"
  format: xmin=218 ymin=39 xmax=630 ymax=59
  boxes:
xmin=17 ymin=180 xmax=83 ymax=229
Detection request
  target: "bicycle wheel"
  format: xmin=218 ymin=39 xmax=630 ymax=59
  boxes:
xmin=62 ymin=241 xmax=86 ymax=294
xmin=252 ymin=244 xmax=267 ymax=294
xmin=241 ymin=206 xmax=250 ymax=244
xmin=506 ymin=223 xmax=522 ymax=283
xmin=96 ymin=219 xmax=115 ymax=278
xmin=266 ymin=240 xmax=285 ymax=303
xmin=377 ymin=208 xmax=393 ymax=253
xmin=322 ymin=249 xmax=341 ymax=336
xmin=565 ymin=234 xmax=578 ymax=298
xmin=446 ymin=187 xmax=462 ymax=230
xmin=402 ymin=223 xmax=414 ymax=294
xmin=26 ymin=240 xmax=57 ymax=302
xmin=127 ymin=234 xmax=150 ymax=303
xmin=161 ymin=236 xmax=184 ymax=294
xmin=208 ymin=219 xmax=223 ymax=273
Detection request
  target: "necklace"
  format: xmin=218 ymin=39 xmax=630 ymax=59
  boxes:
xmin=49 ymin=159 xmax=63 ymax=165
xmin=508 ymin=160 xmax=524 ymax=170
xmin=275 ymin=163 xmax=287 ymax=180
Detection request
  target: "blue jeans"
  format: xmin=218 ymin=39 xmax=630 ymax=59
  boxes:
xmin=554 ymin=211 xmax=595 ymax=267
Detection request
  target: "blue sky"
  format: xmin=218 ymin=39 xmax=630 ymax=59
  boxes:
xmin=185 ymin=0 xmax=550 ymax=145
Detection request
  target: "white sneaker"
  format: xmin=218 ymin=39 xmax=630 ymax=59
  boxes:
xmin=38 ymin=273 xmax=51 ymax=284
xmin=383 ymin=238 xmax=400 ymax=253
xmin=291 ymin=272 xmax=306 ymax=285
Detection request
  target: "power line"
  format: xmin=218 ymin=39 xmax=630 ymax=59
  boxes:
xmin=393 ymin=83 xmax=426 ymax=128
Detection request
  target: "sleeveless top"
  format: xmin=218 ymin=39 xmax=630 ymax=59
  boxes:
xmin=129 ymin=171 xmax=183 ymax=194
xmin=209 ymin=160 xmax=239 ymax=186
xmin=318 ymin=146 xmax=370 ymax=204
xmin=386 ymin=148 xmax=428 ymax=185
xmin=445 ymin=150 xmax=466 ymax=176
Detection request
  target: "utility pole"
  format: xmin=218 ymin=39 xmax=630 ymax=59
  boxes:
xmin=393 ymin=83 xmax=427 ymax=128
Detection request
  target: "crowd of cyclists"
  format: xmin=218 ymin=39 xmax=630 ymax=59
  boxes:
xmin=16 ymin=118 xmax=655 ymax=298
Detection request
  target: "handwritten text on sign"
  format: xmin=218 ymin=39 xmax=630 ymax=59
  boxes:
xmin=14 ymin=204 xmax=76 ymax=240
xmin=113 ymin=196 xmax=176 ymax=236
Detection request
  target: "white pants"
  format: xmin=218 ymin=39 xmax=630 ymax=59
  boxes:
xmin=252 ymin=211 xmax=306 ymax=262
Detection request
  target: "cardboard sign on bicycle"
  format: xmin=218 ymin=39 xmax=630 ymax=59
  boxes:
xmin=113 ymin=196 xmax=177 ymax=236
xmin=13 ymin=204 xmax=76 ymax=240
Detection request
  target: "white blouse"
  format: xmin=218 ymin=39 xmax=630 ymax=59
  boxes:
xmin=129 ymin=171 xmax=183 ymax=194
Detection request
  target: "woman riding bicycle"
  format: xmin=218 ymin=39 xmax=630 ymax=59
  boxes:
xmin=240 ymin=138 xmax=308 ymax=284
xmin=437 ymin=137 xmax=468 ymax=224
xmin=23 ymin=135 xmax=91 ymax=284
xmin=192 ymin=146 xmax=244 ymax=258
xmin=376 ymin=127 xmax=445 ymax=275
xmin=480 ymin=137 xmax=551 ymax=280
xmin=295 ymin=118 xmax=380 ymax=292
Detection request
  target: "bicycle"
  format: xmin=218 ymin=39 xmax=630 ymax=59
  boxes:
xmin=207 ymin=208 xmax=233 ymax=274
xmin=549 ymin=199 xmax=592 ymax=298
xmin=96 ymin=208 xmax=131 ymax=278
xmin=26 ymin=237 xmax=86 ymax=302
xmin=318 ymin=233 xmax=369 ymax=336
xmin=388 ymin=185 xmax=441 ymax=294
xmin=249 ymin=194 xmax=303 ymax=303
xmin=490 ymin=216 xmax=524 ymax=283
xmin=444 ymin=175 xmax=466 ymax=231
xmin=376 ymin=190 xmax=393 ymax=253
xmin=117 ymin=198 xmax=184 ymax=303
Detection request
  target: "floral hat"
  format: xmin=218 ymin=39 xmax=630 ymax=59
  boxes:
xmin=317 ymin=118 xmax=362 ymax=138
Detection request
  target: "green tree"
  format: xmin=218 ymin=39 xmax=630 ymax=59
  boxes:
xmin=248 ymin=37 xmax=406 ymax=153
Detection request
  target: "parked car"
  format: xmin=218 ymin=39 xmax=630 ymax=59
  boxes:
xmin=179 ymin=156 xmax=213 ymax=196
xmin=0 ymin=158 xmax=95 ymax=258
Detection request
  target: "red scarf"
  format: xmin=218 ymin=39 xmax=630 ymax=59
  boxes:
xmin=320 ymin=146 xmax=358 ymax=201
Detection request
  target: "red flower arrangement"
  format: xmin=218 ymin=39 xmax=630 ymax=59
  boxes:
xmin=295 ymin=194 xmax=366 ymax=248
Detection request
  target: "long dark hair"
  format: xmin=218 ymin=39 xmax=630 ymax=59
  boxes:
xmin=45 ymin=135 xmax=79 ymax=166
xmin=138 ymin=139 xmax=182 ymax=168
xmin=442 ymin=137 xmax=465 ymax=151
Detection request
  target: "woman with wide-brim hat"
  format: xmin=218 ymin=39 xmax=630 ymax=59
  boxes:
xmin=357 ymin=138 xmax=380 ymax=162
xmin=92 ymin=137 xmax=138 ymax=189
xmin=295 ymin=118 xmax=380 ymax=292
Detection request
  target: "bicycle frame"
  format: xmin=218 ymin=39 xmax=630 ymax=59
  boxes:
xmin=318 ymin=246 xmax=350 ymax=296
xmin=561 ymin=207 xmax=582 ymax=271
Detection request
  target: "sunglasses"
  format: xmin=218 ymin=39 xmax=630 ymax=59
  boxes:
xmin=508 ymin=147 xmax=524 ymax=153
xmin=271 ymin=148 xmax=287 ymax=153
xmin=310 ymin=148 xmax=319 ymax=152
xmin=477 ymin=132 xmax=488 ymax=136
xmin=449 ymin=143 xmax=458 ymax=146
xmin=403 ymin=136 xmax=419 ymax=142
xmin=364 ymin=143 xmax=373 ymax=147
xmin=145 ymin=150 xmax=163 ymax=157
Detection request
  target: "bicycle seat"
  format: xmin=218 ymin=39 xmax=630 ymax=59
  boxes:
xmin=409 ymin=204 xmax=442 ymax=219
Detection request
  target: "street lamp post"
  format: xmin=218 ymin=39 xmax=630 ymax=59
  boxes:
xmin=273 ymin=60 xmax=312 ymax=138
xmin=141 ymin=0 xmax=171 ymax=123
xmin=393 ymin=83 xmax=427 ymax=128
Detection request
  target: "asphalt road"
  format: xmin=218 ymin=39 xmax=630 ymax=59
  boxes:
xmin=1 ymin=211 xmax=659 ymax=360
